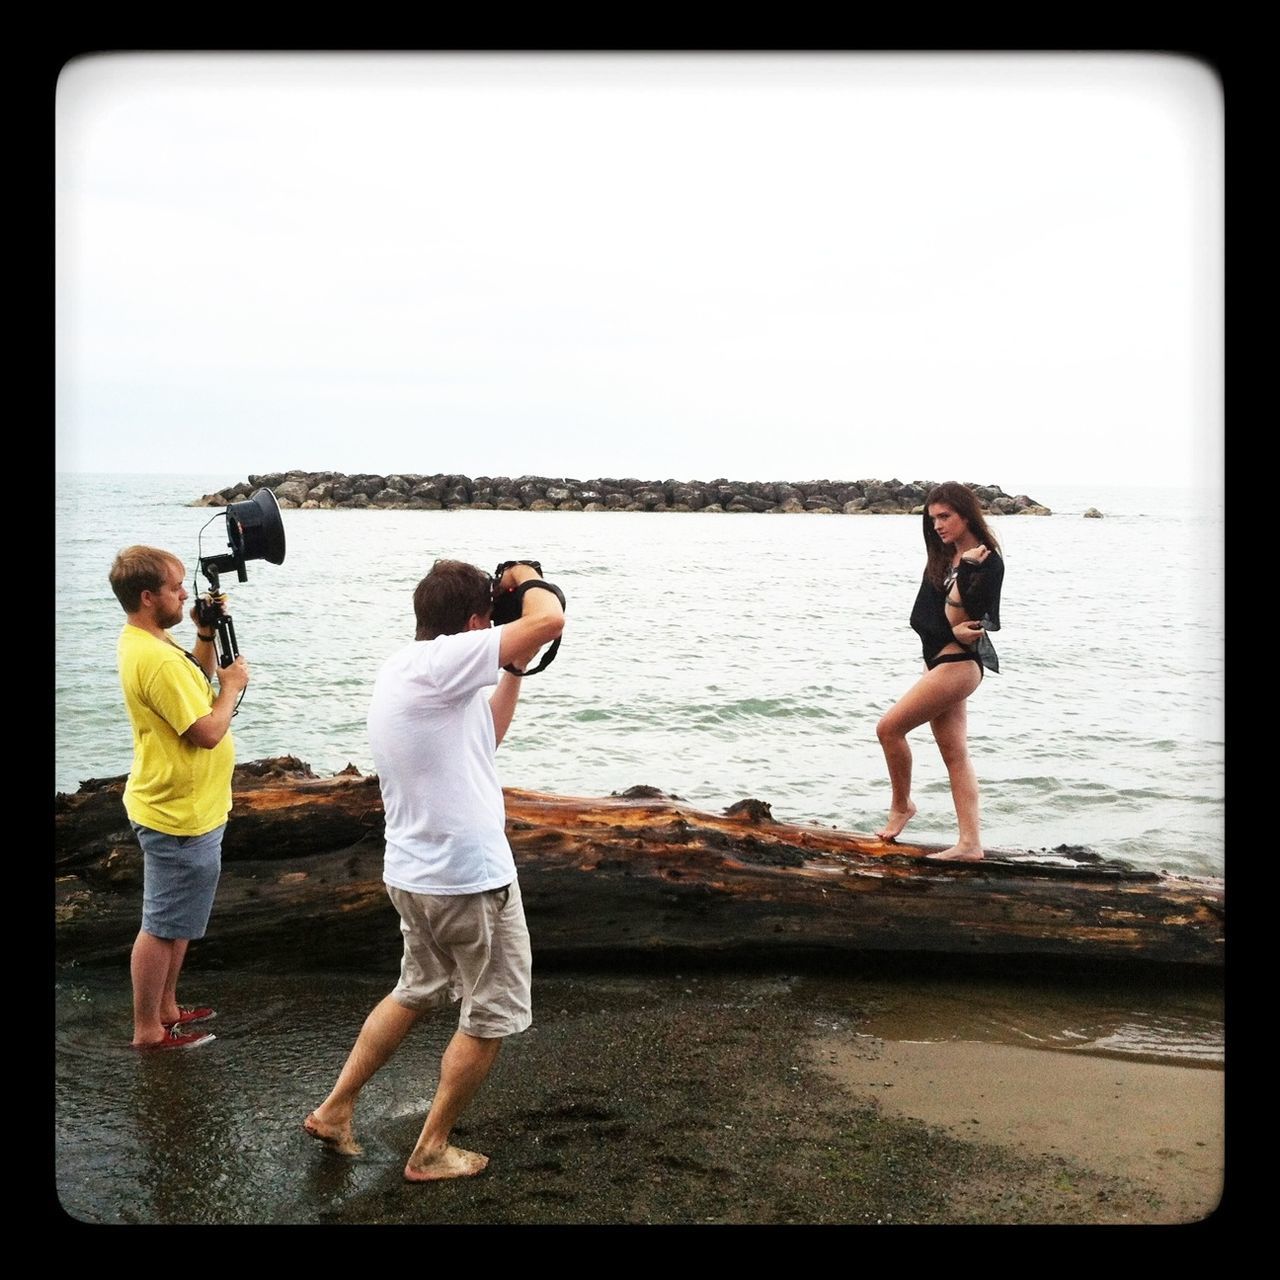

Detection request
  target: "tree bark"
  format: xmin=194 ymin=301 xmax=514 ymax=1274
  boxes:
xmin=55 ymin=759 xmax=1223 ymax=973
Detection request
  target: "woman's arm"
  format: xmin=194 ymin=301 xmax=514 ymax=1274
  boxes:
xmin=957 ymin=551 xmax=1003 ymax=631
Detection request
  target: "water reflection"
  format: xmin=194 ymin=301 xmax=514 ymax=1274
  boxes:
xmin=818 ymin=971 xmax=1225 ymax=1067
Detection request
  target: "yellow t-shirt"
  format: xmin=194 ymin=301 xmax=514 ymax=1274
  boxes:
xmin=117 ymin=624 xmax=235 ymax=836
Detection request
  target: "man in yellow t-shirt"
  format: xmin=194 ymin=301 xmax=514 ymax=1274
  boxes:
xmin=110 ymin=546 xmax=250 ymax=1051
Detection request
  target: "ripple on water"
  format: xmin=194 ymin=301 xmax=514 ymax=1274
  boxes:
xmin=57 ymin=479 xmax=1224 ymax=878
xmin=836 ymin=974 xmax=1223 ymax=1070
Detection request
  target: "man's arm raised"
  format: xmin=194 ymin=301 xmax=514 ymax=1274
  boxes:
xmin=490 ymin=565 xmax=565 ymax=746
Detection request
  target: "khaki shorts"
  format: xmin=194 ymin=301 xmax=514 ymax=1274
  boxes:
xmin=386 ymin=879 xmax=532 ymax=1038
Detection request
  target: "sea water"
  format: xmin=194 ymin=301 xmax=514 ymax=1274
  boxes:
xmin=55 ymin=473 xmax=1224 ymax=878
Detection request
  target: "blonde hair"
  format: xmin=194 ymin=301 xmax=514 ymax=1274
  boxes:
xmin=109 ymin=546 xmax=183 ymax=613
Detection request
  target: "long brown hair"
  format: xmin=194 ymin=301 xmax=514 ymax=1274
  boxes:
xmin=922 ymin=482 xmax=1001 ymax=588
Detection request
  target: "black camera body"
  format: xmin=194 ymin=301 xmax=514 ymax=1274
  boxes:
xmin=489 ymin=560 xmax=566 ymax=675
xmin=491 ymin=559 xmax=543 ymax=625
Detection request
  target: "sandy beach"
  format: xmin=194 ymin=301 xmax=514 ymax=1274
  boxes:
xmin=814 ymin=1036 xmax=1221 ymax=1224
xmin=57 ymin=966 xmax=1223 ymax=1226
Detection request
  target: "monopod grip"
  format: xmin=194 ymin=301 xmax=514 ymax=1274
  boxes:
xmin=216 ymin=615 xmax=239 ymax=669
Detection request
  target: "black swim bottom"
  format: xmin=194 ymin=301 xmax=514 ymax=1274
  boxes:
xmin=926 ymin=651 xmax=984 ymax=678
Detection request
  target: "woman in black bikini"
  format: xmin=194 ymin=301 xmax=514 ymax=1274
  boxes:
xmin=875 ymin=481 xmax=1004 ymax=861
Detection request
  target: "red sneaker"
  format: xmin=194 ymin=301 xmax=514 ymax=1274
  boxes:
xmin=161 ymin=1006 xmax=216 ymax=1029
xmin=133 ymin=1027 xmax=217 ymax=1052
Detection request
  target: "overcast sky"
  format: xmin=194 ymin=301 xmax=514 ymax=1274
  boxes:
xmin=55 ymin=52 xmax=1222 ymax=491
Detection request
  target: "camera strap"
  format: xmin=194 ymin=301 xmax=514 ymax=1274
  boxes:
xmin=491 ymin=560 xmax=542 ymax=627
xmin=500 ymin=580 xmax=566 ymax=676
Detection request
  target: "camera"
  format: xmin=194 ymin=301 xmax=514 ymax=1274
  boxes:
xmin=489 ymin=559 xmax=566 ymax=675
xmin=490 ymin=559 xmax=544 ymax=625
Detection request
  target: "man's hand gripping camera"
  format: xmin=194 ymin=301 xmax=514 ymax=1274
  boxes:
xmin=490 ymin=560 xmax=566 ymax=676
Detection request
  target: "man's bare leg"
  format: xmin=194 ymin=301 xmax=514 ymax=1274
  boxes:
xmin=157 ymin=939 xmax=190 ymax=1026
xmin=131 ymin=930 xmax=178 ymax=1046
xmin=403 ymin=1030 xmax=502 ymax=1182
xmin=306 ymin=995 xmax=422 ymax=1157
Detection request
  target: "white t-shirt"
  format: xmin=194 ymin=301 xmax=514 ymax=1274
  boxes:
xmin=369 ymin=627 xmax=516 ymax=895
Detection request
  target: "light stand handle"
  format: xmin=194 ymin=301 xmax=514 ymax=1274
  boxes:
xmin=197 ymin=570 xmax=240 ymax=670
xmin=215 ymin=614 xmax=238 ymax=669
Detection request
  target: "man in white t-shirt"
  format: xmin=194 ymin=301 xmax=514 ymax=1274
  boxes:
xmin=304 ymin=558 xmax=564 ymax=1182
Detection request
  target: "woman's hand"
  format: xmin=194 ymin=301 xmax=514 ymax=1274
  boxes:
xmin=960 ymin=545 xmax=990 ymax=565
xmin=953 ymin=620 xmax=985 ymax=646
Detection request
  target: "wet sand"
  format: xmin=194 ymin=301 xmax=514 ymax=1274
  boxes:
xmin=816 ymin=1038 xmax=1221 ymax=1224
xmin=55 ymin=968 xmax=1223 ymax=1226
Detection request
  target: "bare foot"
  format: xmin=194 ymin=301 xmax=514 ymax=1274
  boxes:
xmin=403 ymin=1144 xmax=490 ymax=1182
xmin=304 ymin=1110 xmax=363 ymax=1157
xmin=926 ymin=843 xmax=985 ymax=862
xmin=876 ymin=802 xmax=917 ymax=842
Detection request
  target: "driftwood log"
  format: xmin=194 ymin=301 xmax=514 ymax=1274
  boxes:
xmin=55 ymin=758 xmax=1223 ymax=975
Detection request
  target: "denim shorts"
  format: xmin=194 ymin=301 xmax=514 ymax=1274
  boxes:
xmin=132 ymin=821 xmax=225 ymax=941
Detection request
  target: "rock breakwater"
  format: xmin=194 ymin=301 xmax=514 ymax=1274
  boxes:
xmin=194 ymin=473 xmax=1051 ymax=515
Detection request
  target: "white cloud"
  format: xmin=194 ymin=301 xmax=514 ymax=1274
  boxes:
xmin=56 ymin=51 xmax=1223 ymax=488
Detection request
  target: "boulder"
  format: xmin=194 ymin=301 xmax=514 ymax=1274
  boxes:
xmin=194 ymin=475 xmax=1056 ymax=519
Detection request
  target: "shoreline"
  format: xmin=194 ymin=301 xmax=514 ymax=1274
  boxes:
xmin=816 ymin=1036 xmax=1222 ymax=1224
xmin=820 ymin=970 xmax=1225 ymax=1223
xmin=55 ymin=967 xmax=1222 ymax=1226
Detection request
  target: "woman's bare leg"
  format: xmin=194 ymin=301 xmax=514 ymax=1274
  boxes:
xmin=875 ymin=724 xmax=917 ymax=840
xmin=876 ymin=662 xmax=981 ymax=842
xmin=927 ymin=692 xmax=985 ymax=860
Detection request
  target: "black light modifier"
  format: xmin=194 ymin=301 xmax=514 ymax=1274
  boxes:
xmin=196 ymin=488 xmax=287 ymax=667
